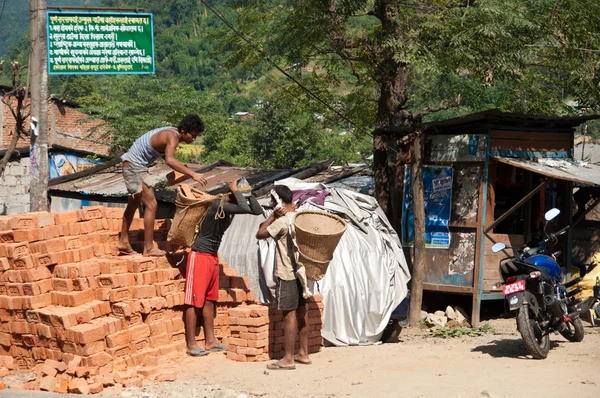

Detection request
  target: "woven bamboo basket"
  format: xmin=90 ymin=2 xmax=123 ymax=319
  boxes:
xmin=167 ymin=186 xmax=219 ymax=247
xmin=293 ymin=210 xmax=347 ymax=281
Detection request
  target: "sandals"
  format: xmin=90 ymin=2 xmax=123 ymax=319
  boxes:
xmin=208 ymin=343 xmax=228 ymax=353
xmin=143 ymin=248 xmax=166 ymax=257
xmin=116 ymin=245 xmax=136 ymax=256
xmin=186 ymin=347 xmax=209 ymax=357
xmin=266 ymin=363 xmax=295 ymax=370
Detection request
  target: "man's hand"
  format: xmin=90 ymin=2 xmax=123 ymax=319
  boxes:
xmin=274 ymin=206 xmax=287 ymax=218
xmin=228 ymin=180 xmax=238 ymax=193
xmin=192 ymin=172 xmax=207 ymax=186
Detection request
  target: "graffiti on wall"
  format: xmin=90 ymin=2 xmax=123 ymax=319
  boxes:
xmin=49 ymin=154 xmax=102 ymax=179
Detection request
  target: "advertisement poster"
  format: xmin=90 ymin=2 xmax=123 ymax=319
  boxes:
xmin=402 ymin=166 xmax=453 ymax=249
xmin=50 ymin=154 xmax=102 ymax=179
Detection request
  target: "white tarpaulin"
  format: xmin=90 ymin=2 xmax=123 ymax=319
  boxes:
xmin=219 ymin=178 xmax=411 ymax=346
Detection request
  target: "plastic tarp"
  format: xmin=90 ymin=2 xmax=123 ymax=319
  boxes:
xmin=219 ymin=178 xmax=411 ymax=346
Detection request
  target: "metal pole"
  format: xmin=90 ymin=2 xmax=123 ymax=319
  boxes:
xmin=29 ymin=0 xmax=49 ymax=211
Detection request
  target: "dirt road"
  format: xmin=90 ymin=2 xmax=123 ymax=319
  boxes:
xmin=88 ymin=318 xmax=599 ymax=398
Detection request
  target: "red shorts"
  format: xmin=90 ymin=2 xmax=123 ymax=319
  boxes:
xmin=184 ymin=252 xmax=219 ymax=308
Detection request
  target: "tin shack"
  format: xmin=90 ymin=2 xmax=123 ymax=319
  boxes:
xmin=386 ymin=110 xmax=600 ymax=325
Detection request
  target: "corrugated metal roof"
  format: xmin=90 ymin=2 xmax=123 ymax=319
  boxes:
xmin=49 ymin=160 xmax=374 ymax=202
xmin=493 ymin=156 xmax=600 ymax=186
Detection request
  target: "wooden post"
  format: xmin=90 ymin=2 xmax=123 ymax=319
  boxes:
xmin=29 ymin=0 xmax=50 ymax=211
xmin=409 ymin=130 xmax=426 ymax=327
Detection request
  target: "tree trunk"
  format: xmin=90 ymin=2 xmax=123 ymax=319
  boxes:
xmin=29 ymin=0 xmax=50 ymax=212
xmin=409 ymin=129 xmax=426 ymax=327
xmin=0 ymin=132 xmax=22 ymax=176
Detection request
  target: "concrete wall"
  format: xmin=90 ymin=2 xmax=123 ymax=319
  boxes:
xmin=0 ymin=157 xmax=31 ymax=215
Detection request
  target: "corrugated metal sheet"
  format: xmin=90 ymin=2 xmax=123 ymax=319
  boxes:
xmin=493 ymin=156 xmax=600 ymax=186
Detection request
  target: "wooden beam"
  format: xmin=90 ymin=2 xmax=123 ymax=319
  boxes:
xmin=422 ymin=283 xmax=473 ymax=295
xmin=484 ymin=179 xmax=548 ymax=233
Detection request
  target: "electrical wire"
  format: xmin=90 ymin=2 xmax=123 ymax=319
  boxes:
xmin=199 ymin=0 xmax=395 ymax=153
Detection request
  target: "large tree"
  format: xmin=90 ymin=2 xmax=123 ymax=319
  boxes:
xmin=221 ymin=0 xmax=600 ymax=325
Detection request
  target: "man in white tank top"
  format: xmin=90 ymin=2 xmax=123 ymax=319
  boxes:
xmin=117 ymin=114 xmax=208 ymax=257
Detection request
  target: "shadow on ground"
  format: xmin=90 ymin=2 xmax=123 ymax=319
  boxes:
xmin=472 ymin=338 xmax=562 ymax=359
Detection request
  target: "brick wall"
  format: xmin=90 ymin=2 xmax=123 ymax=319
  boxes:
xmin=0 ymin=206 xmax=324 ymax=393
xmin=1 ymin=97 xmax=111 ymax=156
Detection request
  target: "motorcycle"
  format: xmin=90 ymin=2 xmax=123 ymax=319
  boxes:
xmin=491 ymin=208 xmax=586 ymax=359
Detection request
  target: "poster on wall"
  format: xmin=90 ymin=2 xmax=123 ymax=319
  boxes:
xmin=50 ymin=154 xmax=102 ymax=179
xmin=429 ymin=134 xmax=487 ymax=161
xmin=402 ymin=166 xmax=453 ymax=249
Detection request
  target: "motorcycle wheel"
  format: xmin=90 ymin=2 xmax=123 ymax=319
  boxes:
xmin=517 ymin=304 xmax=550 ymax=359
xmin=560 ymin=317 xmax=585 ymax=342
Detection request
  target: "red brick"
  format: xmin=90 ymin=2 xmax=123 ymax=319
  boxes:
xmin=51 ymin=290 xmax=95 ymax=307
xmin=62 ymin=339 xmax=106 ymax=356
xmin=68 ymin=378 xmax=90 ymax=394
xmin=65 ymin=321 xmax=108 ymax=344
xmin=8 ymin=255 xmax=35 ymax=270
xmin=246 ymin=290 xmax=257 ymax=302
xmin=129 ymin=257 xmax=156 ymax=273
xmin=55 ymin=376 xmax=70 ymax=394
xmin=32 ymin=252 xmax=59 ymax=267
xmin=155 ymin=281 xmax=177 ymax=296
xmin=0 ymin=230 xmax=14 ymax=243
xmin=88 ymin=381 xmax=104 ymax=394
xmin=129 ymin=323 xmax=150 ymax=341
xmin=22 ymin=279 xmax=53 ymax=296
xmin=132 ymin=285 xmax=156 ymax=299
xmin=78 ymin=206 xmax=106 ymax=221
xmin=6 ymin=283 xmax=24 ymax=296
xmin=23 ymin=293 xmax=53 ymax=309
xmin=107 ymin=344 xmax=131 ymax=359
xmin=53 ymin=261 xmax=101 ymax=279
xmin=131 ymin=337 xmax=150 ymax=352
xmin=30 ymin=238 xmax=67 ymax=254
xmin=106 ymin=330 xmax=131 ymax=348
xmin=228 ymin=288 xmax=247 ymax=303
xmin=44 ymin=358 xmax=68 ymax=372
xmin=1 ymin=242 xmax=30 ymax=258
xmin=226 ymin=351 xmax=247 ymax=362
xmin=54 ymin=211 xmax=79 ymax=225
xmin=230 ymin=276 xmax=250 ymax=290
xmin=10 ymin=214 xmax=39 ymax=230
xmin=99 ymin=259 xmax=130 ymax=274
xmin=109 ymin=287 xmax=132 ymax=302
xmin=144 ymin=310 xmax=167 ymax=324
xmin=40 ymin=363 xmax=58 ymax=377
xmin=220 ymin=265 xmax=238 ymax=277
xmin=19 ymin=267 xmax=53 ymax=282
xmin=52 ymin=278 xmax=75 ymax=292
xmin=12 ymin=229 xmax=43 ymax=243
xmin=0 ymin=257 xmax=9 ymax=271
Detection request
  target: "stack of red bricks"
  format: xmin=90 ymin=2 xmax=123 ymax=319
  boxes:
xmin=226 ymin=297 xmax=323 ymax=362
xmin=0 ymin=206 xmax=324 ymax=393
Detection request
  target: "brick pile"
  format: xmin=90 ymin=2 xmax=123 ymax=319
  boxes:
xmin=0 ymin=206 xmax=324 ymax=393
xmin=226 ymin=298 xmax=323 ymax=362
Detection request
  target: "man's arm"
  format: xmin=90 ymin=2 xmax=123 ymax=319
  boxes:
xmin=221 ymin=191 xmax=252 ymax=214
xmin=256 ymin=214 xmax=277 ymax=240
xmin=163 ymin=132 xmax=207 ymax=185
xmin=247 ymin=196 xmax=264 ymax=216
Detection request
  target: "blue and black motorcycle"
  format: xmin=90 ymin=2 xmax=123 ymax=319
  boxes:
xmin=491 ymin=208 xmax=585 ymax=359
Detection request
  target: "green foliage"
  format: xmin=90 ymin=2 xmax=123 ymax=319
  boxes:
xmin=432 ymin=323 xmax=496 ymax=338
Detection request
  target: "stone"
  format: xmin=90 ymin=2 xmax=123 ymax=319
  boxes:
xmin=425 ymin=313 xmax=447 ymax=328
xmin=434 ymin=310 xmax=446 ymax=318
xmin=454 ymin=306 xmax=468 ymax=323
xmin=420 ymin=310 xmax=428 ymax=320
xmin=445 ymin=306 xmax=457 ymax=320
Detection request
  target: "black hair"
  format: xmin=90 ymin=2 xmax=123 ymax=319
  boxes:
xmin=178 ymin=114 xmax=205 ymax=135
xmin=273 ymin=185 xmax=293 ymax=204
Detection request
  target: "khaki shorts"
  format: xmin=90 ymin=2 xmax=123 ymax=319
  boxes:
xmin=122 ymin=164 xmax=153 ymax=195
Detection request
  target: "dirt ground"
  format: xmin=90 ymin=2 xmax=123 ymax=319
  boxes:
xmin=87 ymin=318 xmax=599 ymax=398
xmin=1 ymin=318 xmax=598 ymax=398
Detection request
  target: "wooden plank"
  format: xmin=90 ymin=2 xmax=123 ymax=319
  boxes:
xmin=491 ymin=130 xmax=571 ymax=141
xmin=483 ymin=280 xmax=502 ymax=292
xmin=423 ymin=283 xmax=473 ymax=295
xmin=490 ymin=139 xmax=569 ymax=152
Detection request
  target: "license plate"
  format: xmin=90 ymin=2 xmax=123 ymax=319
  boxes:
xmin=503 ymin=280 xmax=526 ymax=295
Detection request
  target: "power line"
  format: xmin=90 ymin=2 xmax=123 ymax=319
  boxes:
xmin=199 ymin=0 xmax=386 ymax=149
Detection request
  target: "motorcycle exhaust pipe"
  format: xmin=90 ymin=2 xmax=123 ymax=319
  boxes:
xmin=544 ymin=295 xmax=564 ymax=318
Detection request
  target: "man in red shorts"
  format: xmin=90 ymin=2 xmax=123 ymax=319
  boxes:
xmin=184 ymin=180 xmax=263 ymax=356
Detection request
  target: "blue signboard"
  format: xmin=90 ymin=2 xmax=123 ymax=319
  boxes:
xmin=402 ymin=166 xmax=453 ymax=249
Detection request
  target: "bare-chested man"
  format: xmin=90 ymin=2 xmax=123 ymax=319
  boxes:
xmin=117 ymin=114 xmax=208 ymax=257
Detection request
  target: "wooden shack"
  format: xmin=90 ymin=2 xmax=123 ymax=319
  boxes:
xmin=385 ymin=110 xmax=600 ymax=325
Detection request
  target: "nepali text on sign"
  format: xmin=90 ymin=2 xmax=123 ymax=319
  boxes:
xmin=47 ymin=12 xmax=155 ymax=75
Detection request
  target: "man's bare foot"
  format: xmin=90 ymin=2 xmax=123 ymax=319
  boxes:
xmin=116 ymin=243 xmax=135 ymax=255
xmin=143 ymin=248 xmax=166 ymax=257
xmin=294 ymin=354 xmax=311 ymax=365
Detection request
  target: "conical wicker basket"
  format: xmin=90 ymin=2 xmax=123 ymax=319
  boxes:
xmin=167 ymin=186 xmax=219 ymax=247
xmin=293 ymin=210 xmax=347 ymax=281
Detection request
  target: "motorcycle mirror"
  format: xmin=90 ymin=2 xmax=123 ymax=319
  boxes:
xmin=491 ymin=242 xmax=506 ymax=253
xmin=544 ymin=208 xmax=560 ymax=222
